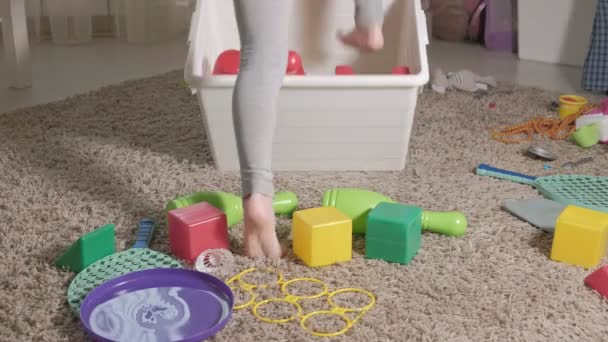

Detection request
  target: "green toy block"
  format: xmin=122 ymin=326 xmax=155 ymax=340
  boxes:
xmin=365 ymin=202 xmax=421 ymax=265
xmin=55 ymin=223 xmax=116 ymax=273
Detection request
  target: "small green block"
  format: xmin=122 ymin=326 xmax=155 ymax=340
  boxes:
xmin=365 ymin=202 xmax=421 ymax=265
xmin=55 ymin=223 xmax=116 ymax=273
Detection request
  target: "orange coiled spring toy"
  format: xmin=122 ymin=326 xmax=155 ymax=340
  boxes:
xmin=490 ymin=104 xmax=597 ymax=144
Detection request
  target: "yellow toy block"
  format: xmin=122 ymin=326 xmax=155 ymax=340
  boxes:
xmin=550 ymin=205 xmax=608 ymax=268
xmin=292 ymin=207 xmax=352 ymax=267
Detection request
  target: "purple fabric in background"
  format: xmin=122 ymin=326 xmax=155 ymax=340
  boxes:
xmin=484 ymin=0 xmax=518 ymax=52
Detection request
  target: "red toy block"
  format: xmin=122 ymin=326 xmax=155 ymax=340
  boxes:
xmin=335 ymin=65 xmax=354 ymax=75
xmin=213 ymin=49 xmax=240 ymax=75
xmin=392 ymin=66 xmax=411 ymax=75
xmin=585 ymin=265 xmax=608 ymax=299
xmin=286 ymin=50 xmax=304 ymax=75
xmin=168 ymin=201 xmax=229 ymax=263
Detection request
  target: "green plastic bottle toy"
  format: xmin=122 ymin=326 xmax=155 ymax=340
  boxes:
xmin=322 ymin=188 xmax=467 ymax=236
xmin=166 ymin=191 xmax=298 ymax=227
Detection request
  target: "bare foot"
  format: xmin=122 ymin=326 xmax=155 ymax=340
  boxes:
xmin=338 ymin=24 xmax=384 ymax=52
xmin=242 ymin=193 xmax=283 ymax=259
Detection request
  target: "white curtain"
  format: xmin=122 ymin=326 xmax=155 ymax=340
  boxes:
xmin=23 ymin=0 xmax=194 ymax=44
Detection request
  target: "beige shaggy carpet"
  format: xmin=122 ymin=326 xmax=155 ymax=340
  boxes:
xmin=1 ymin=70 xmax=607 ymax=342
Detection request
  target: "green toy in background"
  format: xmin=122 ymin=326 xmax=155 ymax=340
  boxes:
xmin=165 ymin=190 xmax=299 ymax=227
xmin=322 ymin=188 xmax=468 ymax=236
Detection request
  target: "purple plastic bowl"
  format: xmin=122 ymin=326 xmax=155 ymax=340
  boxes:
xmin=79 ymin=268 xmax=234 ymax=342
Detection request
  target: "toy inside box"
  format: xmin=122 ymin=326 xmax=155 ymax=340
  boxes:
xmin=184 ymin=0 xmax=430 ymax=172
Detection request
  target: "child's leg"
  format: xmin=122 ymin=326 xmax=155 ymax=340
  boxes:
xmin=232 ymin=0 xmax=291 ymax=258
xmin=340 ymin=0 xmax=385 ymax=51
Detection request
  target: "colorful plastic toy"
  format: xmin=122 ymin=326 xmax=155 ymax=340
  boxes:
xmin=292 ymin=207 xmax=352 ymax=267
xmin=571 ymin=123 xmax=600 ymax=148
xmin=365 ymin=202 xmax=421 ymax=265
xmin=67 ymin=218 xmax=182 ymax=316
xmin=227 ymin=267 xmax=375 ymax=337
xmin=213 ymin=49 xmax=305 ymax=76
xmin=168 ymin=201 xmax=230 ymax=263
xmin=576 ymin=112 xmax=608 ymax=144
xmin=55 ymin=223 xmax=115 ymax=273
xmin=213 ymin=49 xmax=240 ymax=75
xmin=165 ymin=190 xmax=298 ymax=227
xmin=335 ymin=65 xmax=354 ymax=75
xmin=322 ymin=188 xmax=467 ymax=236
xmin=584 ymin=265 xmax=608 ymax=299
xmin=550 ymin=206 xmax=608 ymax=268
xmin=558 ymin=94 xmax=588 ymax=119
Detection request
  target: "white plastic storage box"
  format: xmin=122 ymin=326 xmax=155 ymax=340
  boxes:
xmin=45 ymin=0 xmax=93 ymax=45
xmin=184 ymin=0 xmax=429 ymax=172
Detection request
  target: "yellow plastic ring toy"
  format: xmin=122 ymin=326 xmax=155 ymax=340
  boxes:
xmin=300 ymin=310 xmax=352 ymax=337
xmin=252 ymin=298 xmax=303 ymax=324
xmin=234 ymin=267 xmax=284 ymax=289
xmin=281 ymin=278 xmax=329 ymax=300
xmin=327 ymin=288 xmax=376 ymax=313
xmin=229 ymin=285 xmax=256 ymax=310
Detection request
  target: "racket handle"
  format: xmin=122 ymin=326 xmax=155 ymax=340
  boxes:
xmin=133 ymin=218 xmax=155 ymax=248
xmin=421 ymin=211 xmax=468 ymax=237
xmin=476 ymin=164 xmax=537 ymax=186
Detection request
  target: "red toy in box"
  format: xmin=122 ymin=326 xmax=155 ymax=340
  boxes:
xmin=213 ymin=49 xmax=240 ymax=75
xmin=168 ymin=202 xmax=229 ymax=263
xmin=335 ymin=65 xmax=354 ymax=75
xmin=392 ymin=66 xmax=411 ymax=75
xmin=213 ymin=49 xmax=305 ymax=75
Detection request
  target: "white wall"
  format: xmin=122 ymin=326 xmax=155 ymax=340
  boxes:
xmin=518 ymin=0 xmax=597 ymax=67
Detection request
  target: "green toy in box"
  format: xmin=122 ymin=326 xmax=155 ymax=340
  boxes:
xmin=365 ymin=202 xmax=422 ymax=265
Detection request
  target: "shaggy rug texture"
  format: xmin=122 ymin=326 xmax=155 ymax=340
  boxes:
xmin=1 ymin=70 xmax=607 ymax=342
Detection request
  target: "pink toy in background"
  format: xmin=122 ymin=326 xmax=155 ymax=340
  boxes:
xmin=585 ymin=265 xmax=608 ymax=299
xmin=577 ymin=97 xmax=608 ymax=144
xmin=168 ymin=202 xmax=230 ymax=263
xmin=465 ymin=0 xmax=486 ymax=42
xmin=483 ymin=0 xmax=517 ymax=52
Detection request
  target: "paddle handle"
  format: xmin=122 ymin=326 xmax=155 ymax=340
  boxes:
xmin=421 ymin=211 xmax=468 ymax=237
xmin=133 ymin=218 xmax=155 ymax=248
xmin=476 ymin=164 xmax=537 ymax=186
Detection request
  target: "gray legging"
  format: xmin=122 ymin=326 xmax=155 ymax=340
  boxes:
xmin=232 ymin=0 xmax=383 ymax=197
